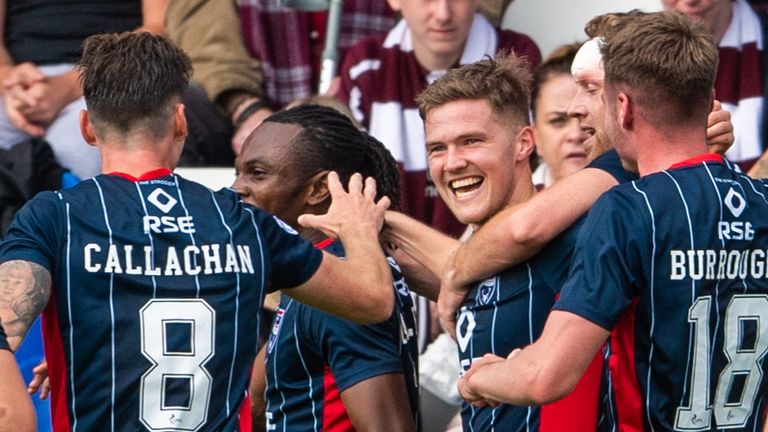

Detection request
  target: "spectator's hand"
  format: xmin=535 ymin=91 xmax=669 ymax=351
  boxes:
xmin=2 ymin=62 xmax=45 ymax=89
xmin=27 ymin=359 xmax=50 ymax=400
xmin=706 ymin=100 xmax=734 ymax=155
xmin=232 ymin=107 xmax=272 ymax=155
xmin=3 ymin=85 xmax=45 ymax=136
xmin=16 ymin=72 xmax=81 ymax=126
xmin=458 ymin=353 xmax=504 ymax=407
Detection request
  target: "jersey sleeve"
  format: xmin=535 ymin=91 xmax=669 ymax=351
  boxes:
xmin=255 ymin=212 xmax=323 ymax=290
xmin=553 ymin=188 xmax=647 ymax=330
xmin=298 ymin=285 xmax=403 ymax=392
xmin=0 ymin=192 xmax=62 ymax=271
xmin=587 ymin=149 xmax=639 ymax=184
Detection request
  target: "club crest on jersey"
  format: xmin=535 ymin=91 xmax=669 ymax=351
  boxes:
xmin=147 ymin=188 xmax=178 ymax=213
xmin=272 ymin=216 xmax=298 ymax=235
xmin=724 ymin=188 xmax=746 ymax=218
xmin=268 ymin=308 xmax=286 ymax=354
xmin=476 ymin=278 xmax=497 ymax=306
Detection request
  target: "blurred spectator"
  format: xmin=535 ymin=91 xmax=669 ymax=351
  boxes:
xmin=338 ymin=0 xmax=541 ymax=238
xmin=663 ymin=0 xmax=765 ymax=170
xmin=166 ymin=0 xmax=396 ymax=154
xmin=0 ymin=0 xmax=166 ymax=180
xmin=530 ymin=42 xmax=588 ymax=189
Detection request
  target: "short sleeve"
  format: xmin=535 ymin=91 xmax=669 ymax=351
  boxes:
xmin=253 ymin=212 xmax=323 ymax=290
xmin=299 ymin=296 xmax=402 ymax=392
xmin=0 ymin=192 xmax=62 ymax=271
xmin=553 ymin=189 xmax=647 ymax=330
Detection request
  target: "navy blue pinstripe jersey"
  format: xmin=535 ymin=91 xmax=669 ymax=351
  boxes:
xmin=456 ymin=222 xmax=580 ymax=431
xmin=555 ymin=155 xmax=768 ymax=431
xmin=264 ymin=240 xmax=419 ymax=431
xmin=0 ymin=170 xmax=322 ymax=432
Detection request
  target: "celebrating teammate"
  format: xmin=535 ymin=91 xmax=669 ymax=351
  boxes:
xmin=235 ymin=105 xmax=419 ymax=431
xmin=437 ymin=11 xmax=735 ymax=335
xmin=380 ymin=53 xmax=604 ymax=431
xmin=458 ymin=11 xmax=768 ymax=431
xmin=0 ymin=32 xmax=395 ymax=430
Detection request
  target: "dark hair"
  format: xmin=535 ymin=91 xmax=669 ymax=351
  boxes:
xmin=530 ymin=42 xmax=582 ymax=118
xmin=264 ymin=104 xmax=401 ymax=209
xmin=77 ymin=32 xmax=191 ymax=137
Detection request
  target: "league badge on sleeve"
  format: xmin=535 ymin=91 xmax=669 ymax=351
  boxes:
xmin=272 ymin=216 xmax=299 ymax=235
xmin=268 ymin=308 xmax=285 ymax=354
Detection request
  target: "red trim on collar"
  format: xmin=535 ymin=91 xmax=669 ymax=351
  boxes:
xmin=314 ymin=238 xmax=334 ymax=250
xmin=669 ymin=154 xmax=724 ymax=170
xmin=107 ymin=168 xmax=174 ymax=182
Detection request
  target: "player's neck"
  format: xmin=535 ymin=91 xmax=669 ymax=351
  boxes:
xmin=635 ymin=130 xmax=709 ymax=176
xmin=100 ymin=145 xmax=178 ymax=177
xmin=99 ymin=133 xmax=182 ymax=176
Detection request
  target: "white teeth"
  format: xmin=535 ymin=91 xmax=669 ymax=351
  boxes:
xmin=450 ymin=177 xmax=482 ymax=189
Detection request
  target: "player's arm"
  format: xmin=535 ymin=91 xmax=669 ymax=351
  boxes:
xmin=439 ymin=168 xmax=617 ymax=330
xmin=459 ymin=310 xmax=609 ymax=406
xmin=340 ymin=373 xmax=416 ymax=432
xmin=249 ymin=346 xmax=267 ymax=432
xmin=293 ymin=173 xmax=393 ymax=324
xmin=0 ymin=260 xmax=51 ymax=350
xmin=381 ymin=210 xmax=460 ymax=301
xmin=0 ymin=323 xmax=36 ymax=432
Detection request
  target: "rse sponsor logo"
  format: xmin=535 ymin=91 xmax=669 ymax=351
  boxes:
xmin=718 ymin=221 xmax=754 ymax=241
xmin=143 ymin=216 xmax=196 ymax=234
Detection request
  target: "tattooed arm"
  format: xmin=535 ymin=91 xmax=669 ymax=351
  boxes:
xmin=0 ymin=260 xmax=51 ymax=350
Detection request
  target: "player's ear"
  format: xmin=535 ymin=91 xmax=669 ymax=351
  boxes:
xmin=618 ymin=92 xmax=633 ymax=130
xmin=306 ymin=170 xmax=331 ymax=206
xmin=79 ymin=109 xmax=98 ymax=147
xmin=173 ymin=103 xmax=188 ymax=142
xmin=515 ymin=125 xmax=535 ymax=162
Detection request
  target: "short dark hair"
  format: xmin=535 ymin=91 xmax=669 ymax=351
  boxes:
xmin=264 ymin=105 xmax=401 ymax=210
xmin=77 ymin=32 xmax=192 ymax=137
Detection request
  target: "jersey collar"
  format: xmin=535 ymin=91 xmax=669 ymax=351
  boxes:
xmin=669 ymin=154 xmax=725 ymax=170
xmin=107 ymin=168 xmax=174 ymax=182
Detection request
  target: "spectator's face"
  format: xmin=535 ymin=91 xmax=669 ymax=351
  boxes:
xmin=662 ymin=0 xmax=727 ymax=24
xmin=533 ymin=73 xmax=588 ymax=182
xmin=233 ymin=122 xmax=311 ymax=228
xmin=425 ymin=99 xmax=528 ymax=227
xmin=389 ymin=0 xmax=476 ymax=60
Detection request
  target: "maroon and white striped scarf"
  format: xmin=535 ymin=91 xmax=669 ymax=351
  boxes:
xmin=237 ymin=0 xmax=394 ymax=107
